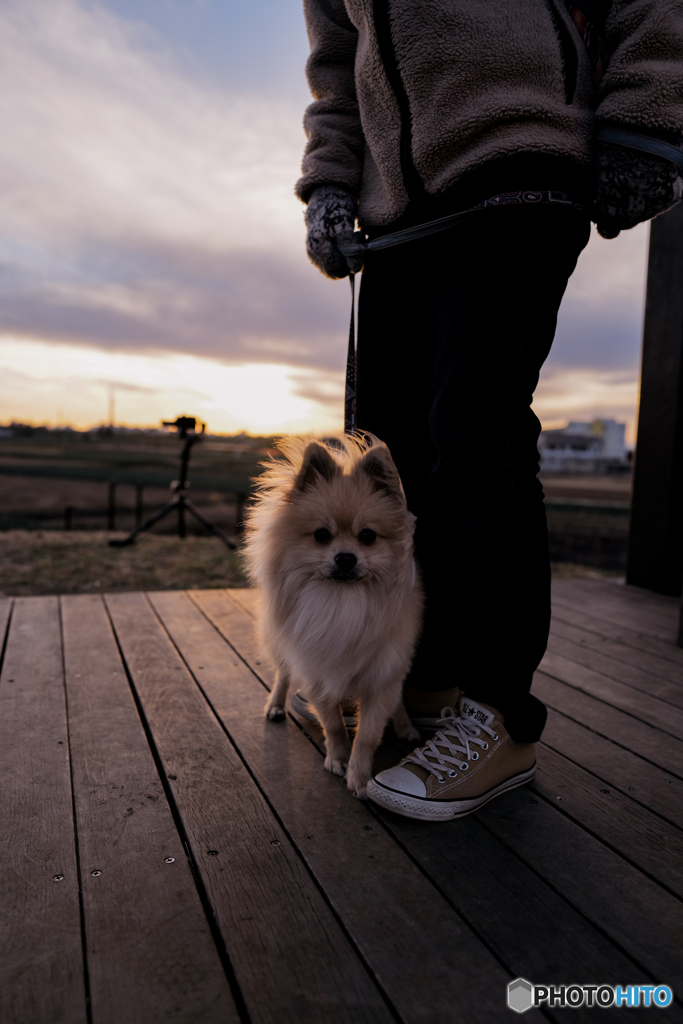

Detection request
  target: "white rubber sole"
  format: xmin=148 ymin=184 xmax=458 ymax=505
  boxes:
xmin=366 ymin=763 xmax=537 ymax=821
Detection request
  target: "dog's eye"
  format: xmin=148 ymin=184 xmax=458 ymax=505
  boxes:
xmin=358 ymin=528 xmax=376 ymax=546
xmin=313 ymin=527 xmax=332 ymax=544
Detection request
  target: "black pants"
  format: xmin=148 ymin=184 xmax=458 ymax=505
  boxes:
xmin=356 ymin=204 xmax=591 ymax=743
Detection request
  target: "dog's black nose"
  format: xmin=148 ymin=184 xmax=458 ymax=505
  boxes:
xmin=334 ymin=552 xmax=357 ymax=572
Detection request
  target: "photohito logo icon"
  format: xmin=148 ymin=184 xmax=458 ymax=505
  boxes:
xmin=508 ymin=979 xmax=533 ymax=1013
xmin=507 ymin=979 xmax=673 ymax=1012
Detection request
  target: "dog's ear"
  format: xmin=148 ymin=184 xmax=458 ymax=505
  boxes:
xmin=294 ymin=442 xmax=340 ymax=492
xmin=355 ymin=444 xmax=403 ymax=498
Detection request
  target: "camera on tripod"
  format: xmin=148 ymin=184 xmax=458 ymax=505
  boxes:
xmin=109 ymin=414 xmax=235 ymax=549
xmin=162 ymin=416 xmax=203 ymax=439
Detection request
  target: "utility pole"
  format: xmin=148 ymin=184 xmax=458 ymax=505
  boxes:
xmin=108 ymin=385 xmax=115 ymax=428
xmin=627 ymin=203 xmax=683 ymax=598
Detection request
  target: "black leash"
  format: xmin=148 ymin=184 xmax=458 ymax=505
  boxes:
xmin=597 ymin=126 xmax=683 ymax=176
xmin=344 ymin=273 xmax=356 ymax=435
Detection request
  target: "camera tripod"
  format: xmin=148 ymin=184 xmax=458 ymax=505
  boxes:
xmin=109 ymin=417 xmax=236 ymax=549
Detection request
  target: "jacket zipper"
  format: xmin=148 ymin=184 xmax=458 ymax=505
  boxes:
xmin=372 ymin=0 xmax=425 ymax=201
xmin=545 ymin=0 xmax=578 ymax=104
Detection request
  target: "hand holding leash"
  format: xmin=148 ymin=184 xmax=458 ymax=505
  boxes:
xmin=305 ymin=185 xmax=364 ymax=279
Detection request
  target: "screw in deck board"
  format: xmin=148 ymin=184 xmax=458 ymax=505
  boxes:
xmin=52 ymin=874 xmax=64 ymax=882
xmin=91 ymin=869 xmax=102 ymax=876
xmin=164 ymin=857 xmax=175 ymax=864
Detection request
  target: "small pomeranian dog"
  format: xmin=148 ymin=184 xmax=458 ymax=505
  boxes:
xmin=243 ymin=433 xmax=423 ymax=798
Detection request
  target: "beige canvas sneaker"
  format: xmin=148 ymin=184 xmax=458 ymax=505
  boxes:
xmin=366 ymin=695 xmax=536 ymax=821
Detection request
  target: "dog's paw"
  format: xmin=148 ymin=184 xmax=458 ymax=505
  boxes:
xmin=324 ymin=755 xmax=348 ymax=778
xmin=394 ymin=721 xmax=420 ymax=743
xmin=265 ymin=703 xmax=286 ymax=722
xmin=345 ymin=767 xmax=370 ymax=799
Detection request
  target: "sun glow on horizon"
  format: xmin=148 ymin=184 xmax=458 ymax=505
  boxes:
xmin=0 ymin=335 xmax=639 ymax=444
xmin=0 ymin=336 xmax=345 ymax=435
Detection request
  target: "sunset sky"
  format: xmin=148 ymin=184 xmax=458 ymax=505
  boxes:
xmin=0 ymin=0 xmax=649 ymax=440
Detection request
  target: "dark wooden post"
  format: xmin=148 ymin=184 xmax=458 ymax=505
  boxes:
xmin=108 ymin=482 xmax=116 ymax=531
xmin=627 ymin=203 xmax=683 ymax=598
xmin=135 ymin=485 xmax=144 ymax=527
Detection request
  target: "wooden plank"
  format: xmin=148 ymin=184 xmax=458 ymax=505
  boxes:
xmin=534 ymin=744 xmax=683 ymax=898
xmin=539 ymin=649 xmax=683 ymax=740
xmin=165 ymin=589 xmax=527 ymax=1024
xmin=185 ymin=591 xmax=683 ymax=1022
xmin=559 ymin=577 xmax=680 ymax=622
xmin=533 ymin=671 xmax=683 ymax=778
xmin=550 ymin=613 xmax=683 ymax=688
xmin=551 ymin=595 xmax=683 ymax=670
xmin=547 ymin=632 xmax=683 ymax=709
xmin=225 ymin=587 xmax=259 ymax=618
xmin=548 ymin=628 xmax=683 ymax=706
xmin=555 ymin=578 xmax=680 ymax=635
xmin=480 ymin=787 xmax=683 ymax=996
xmin=541 ymin=706 xmax=683 ymax=829
xmin=0 ymin=597 xmax=86 ymax=1024
xmin=552 ymin=585 xmax=678 ymax=642
xmin=105 ymin=591 xmax=390 ymax=1024
xmin=369 ymin=814 xmax=678 ymax=1023
xmin=552 ymin=589 xmax=683 ymax=665
xmin=0 ymin=597 xmax=12 ymax=651
xmin=61 ymin=594 xmax=236 ymax=1024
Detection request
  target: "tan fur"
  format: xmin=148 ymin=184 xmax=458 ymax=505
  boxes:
xmin=243 ymin=433 xmax=423 ymax=798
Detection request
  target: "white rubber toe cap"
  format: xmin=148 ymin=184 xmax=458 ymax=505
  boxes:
xmin=374 ymin=765 xmax=426 ymax=797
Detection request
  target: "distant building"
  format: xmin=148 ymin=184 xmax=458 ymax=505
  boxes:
xmin=539 ymin=419 xmax=629 ymax=474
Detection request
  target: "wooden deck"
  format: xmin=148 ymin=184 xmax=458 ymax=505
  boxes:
xmin=1 ymin=579 xmax=681 ymax=1023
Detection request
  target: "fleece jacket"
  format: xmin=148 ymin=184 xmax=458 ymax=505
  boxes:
xmin=296 ymin=0 xmax=683 ymax=228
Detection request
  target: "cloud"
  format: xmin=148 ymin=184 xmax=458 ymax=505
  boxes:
xmin=549 ymin=222 xmax=648 ymax=373
xmin=0 ymin=0 xmax=351 ymax=366
xmin=0 ymin=243 xmax=350 ymax=369
xmin=0 ymin=337 xmax=345 ymax=434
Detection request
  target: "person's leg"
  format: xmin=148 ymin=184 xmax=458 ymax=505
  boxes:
xmin=355 ymin=240 xmax=438 ymax=518
xmin=407 ymin=204 xmax=591 ymax=740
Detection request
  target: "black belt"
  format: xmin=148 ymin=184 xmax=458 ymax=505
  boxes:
xmin=339 ymin=189 xmax=586 ymax=260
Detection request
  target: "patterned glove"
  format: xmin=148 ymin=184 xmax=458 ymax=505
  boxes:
xmin=594 ymin=140 xmax=683 ymax=239
xmin=305 ymin=185 xmax=364 ymax=279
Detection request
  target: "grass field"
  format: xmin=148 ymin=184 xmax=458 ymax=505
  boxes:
xmin=0 ymin=429 xmax=632 ymax=581
xmin=0 ymin=531 xmax=247 ymax=596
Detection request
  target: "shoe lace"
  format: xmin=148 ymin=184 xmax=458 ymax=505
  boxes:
xmin=402 ymin=707 xmax=498 ymax=782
